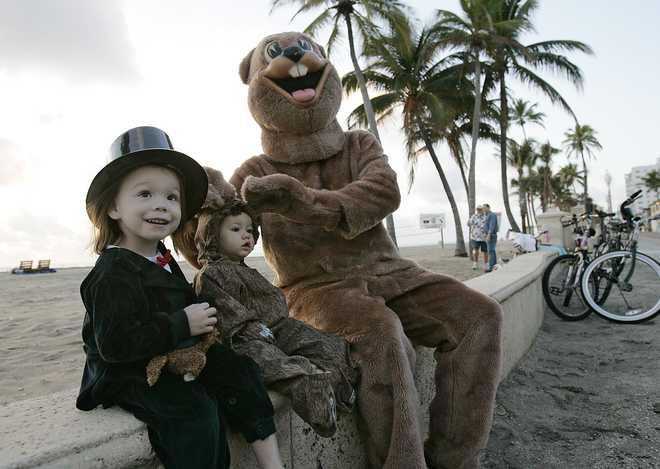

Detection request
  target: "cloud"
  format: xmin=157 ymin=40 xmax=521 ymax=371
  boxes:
xmin=6 ymin=212 xmax=75 ymax=239
xmin=0 ymin=0 xmax=139 ymax=83
xmin=0 ymin=140 xmax=26 ymax=184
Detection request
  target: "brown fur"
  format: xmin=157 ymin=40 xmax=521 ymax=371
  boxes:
xmin=145 ymin=328 xmax=220 ymax=387
xmin=229 ymin=33 xmax=503 ymax=469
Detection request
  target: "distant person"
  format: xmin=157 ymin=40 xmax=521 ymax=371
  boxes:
xmin=172 ymin=167 xmax=358 ymax=438
xmin=467 ymin=205 xmax=488 ymax=270
xmin=483 ymin=203 xmax=499 ymax=273
xmin=78 ymin=126 xmax=284 ymax=469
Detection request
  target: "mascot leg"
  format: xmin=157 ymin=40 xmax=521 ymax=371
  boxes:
xmin=286 ymin=278 xmax=427 ymax=469
xmin=386 ymin=274 xmax=503 ymax=469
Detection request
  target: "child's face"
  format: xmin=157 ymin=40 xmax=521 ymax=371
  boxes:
xmin=218 ymin=212 xmax=255 ymax=261
xmin=108 ymin=165 xmax=182 ymax=255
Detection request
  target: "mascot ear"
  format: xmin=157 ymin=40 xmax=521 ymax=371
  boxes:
xmin=239 ymin=49 xmax=254 ymax=85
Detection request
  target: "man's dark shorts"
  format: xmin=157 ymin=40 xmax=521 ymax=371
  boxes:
xmin=470 ymin=239 xmax=487 ymax=252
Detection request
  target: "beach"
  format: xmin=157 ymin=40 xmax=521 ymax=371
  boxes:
xmin=0 ymin=243 xmax=514 ymax=405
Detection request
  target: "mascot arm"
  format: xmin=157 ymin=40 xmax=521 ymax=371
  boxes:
xmin=238 ymin=132 xmax=400 ymax=239
xmin=195 ymin=272 xmax=262 ymax=340
xmin=328 ymin=132 xmax=401 ymax=239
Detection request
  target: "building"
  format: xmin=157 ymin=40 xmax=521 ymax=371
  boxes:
xmin=624 ymin=158 xmax=660 ymax=214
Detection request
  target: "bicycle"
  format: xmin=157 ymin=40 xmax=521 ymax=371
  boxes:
xmin=542 ymin=212 xmax=600 ymax=321
xmin=579 ymin=190 xmax=660 ymax=323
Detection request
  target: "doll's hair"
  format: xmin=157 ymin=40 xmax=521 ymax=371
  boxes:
xmin=86 ymin=164 xmax=188 ymax=255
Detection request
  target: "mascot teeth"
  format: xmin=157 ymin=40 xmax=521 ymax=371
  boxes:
xmin=289 ymin=63 xmax=308 ymax=78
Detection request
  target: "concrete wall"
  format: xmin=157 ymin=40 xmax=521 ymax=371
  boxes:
xmin=0 ymin=251 xmax=554 ymax=469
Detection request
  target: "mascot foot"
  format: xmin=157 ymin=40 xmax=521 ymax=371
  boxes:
xmin=292 ymin=372 xmax=337 ymax=438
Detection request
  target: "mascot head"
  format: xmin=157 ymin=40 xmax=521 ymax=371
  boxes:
xmin=239 ymin=32 xmax=342 ymax=135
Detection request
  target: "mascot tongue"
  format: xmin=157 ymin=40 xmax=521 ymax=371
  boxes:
xmin=292 ymin=88 xmax=316 ymax=102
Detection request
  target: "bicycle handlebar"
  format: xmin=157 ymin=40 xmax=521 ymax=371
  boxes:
xmin=622 ymin=190 xmax=643 ymax=208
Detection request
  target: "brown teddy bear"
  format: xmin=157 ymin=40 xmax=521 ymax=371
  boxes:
xmin=145 ymin=328 xmax=219 ymax=386
xmin=227 ymin=32 xmax=504 ymax=469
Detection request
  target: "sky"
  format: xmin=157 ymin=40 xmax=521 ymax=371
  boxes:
xmin=1 ymin=0 xmax=659 ymax=270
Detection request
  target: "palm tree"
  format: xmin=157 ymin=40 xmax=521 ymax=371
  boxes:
xmin=563 ymin=123 xmax=602 ymax=210
xmin=507 ymin=138 xmax=537 ymax=232
xmin=537 ymin=141 xmax=560 ymax=211
xmin=342 ymin=19 xmax=473 ymax=256
xmin=552 ymin=164 xmax=581 ymax=212
xmin=488 ymin=0 xmax=593 ymax=231
xmin=271 ymin=0 xmax=408 ymax=246
xmin=434 ymin=0 xmax=523 ymax=217
xmin=642 ymin=170 xmax=660 ymax=194
xmin=509 ymin=98 xmax=545 ymax=140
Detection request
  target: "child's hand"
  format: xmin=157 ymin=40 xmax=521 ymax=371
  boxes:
xmin=184 ymin=302 xmax=217 ymax=336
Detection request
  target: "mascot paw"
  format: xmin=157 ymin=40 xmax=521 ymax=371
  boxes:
xmin=242 ymin=174 xmax=304 ymax=214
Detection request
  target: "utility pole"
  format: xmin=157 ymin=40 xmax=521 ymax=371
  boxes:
xmin=604 ymin=171 xmax=613 ymax=213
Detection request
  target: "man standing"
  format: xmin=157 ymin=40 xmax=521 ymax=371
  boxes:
xmin=483 ymin=203 xmax=499 ymax=272
xmin=467 ymin=206 xmax=488 ymax=270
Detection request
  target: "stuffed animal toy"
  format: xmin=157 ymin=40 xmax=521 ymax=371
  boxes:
xmin=226 ymin=32 xmax=504 ymax=469
xmin=172 ymin=166 xmax=358 ymax=438
xmin=145 ymin=328 xmax=219 ymax=386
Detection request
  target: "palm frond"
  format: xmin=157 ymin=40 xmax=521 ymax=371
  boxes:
xmin=512 ymin=64 xmax=577 ymax=121
xmin=303 ymin=9 xmax=336 ymax=38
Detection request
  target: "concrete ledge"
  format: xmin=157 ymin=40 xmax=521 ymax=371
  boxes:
xmin=0 ymin=251 xmax=554 ymax=469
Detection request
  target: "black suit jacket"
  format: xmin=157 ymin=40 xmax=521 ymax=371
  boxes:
xmin=76 ymin=243 xmax=195 ymax=410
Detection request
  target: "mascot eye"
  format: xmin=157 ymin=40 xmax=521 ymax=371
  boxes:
xmin=266 ymin=42 xmax=283 ymax=60
xmin=298 ymin=38 xmax=312 ymax=51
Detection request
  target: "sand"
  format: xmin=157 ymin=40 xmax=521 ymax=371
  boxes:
xmin=0 ymin=243 xmax=514 ymax=405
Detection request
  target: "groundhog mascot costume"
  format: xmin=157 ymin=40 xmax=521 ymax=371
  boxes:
xmin=231 ymin=32 xmax=503 ymax=469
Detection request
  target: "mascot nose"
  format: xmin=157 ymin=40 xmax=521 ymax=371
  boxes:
xmin=283 ymin=46 xmax=304 ymax=63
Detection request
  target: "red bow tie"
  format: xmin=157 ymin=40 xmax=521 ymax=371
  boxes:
xmin=156 ymin=249 xmax=172 ymax=268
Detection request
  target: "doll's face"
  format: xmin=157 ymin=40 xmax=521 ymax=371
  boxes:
xmin=108 ymin=165 xmax=181 ymax=255
xmin=217 ymin=212 xmax=255 ymax=261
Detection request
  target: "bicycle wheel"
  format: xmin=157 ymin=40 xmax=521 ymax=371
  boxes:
xmin=581 ymin=250 xmax=660 ymax=323
xmin=542 ymin=254 xmax=594 ymax=321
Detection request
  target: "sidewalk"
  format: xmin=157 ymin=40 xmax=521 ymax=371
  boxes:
xmin=483 ymin=308 xmax=660 ymax=468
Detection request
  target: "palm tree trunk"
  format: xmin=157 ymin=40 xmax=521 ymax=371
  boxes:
xmin=499 ymin=73 xmax=521 ymax=232
xmin=580 ymin=150 xmax=588 ymax=211
xmin=423 ymin=137 xmax=468 ymax=257
xmin=458 ymin=157 xmax=469 ymax=199
xmin=467 ymin=52 xmax=482 ymax=216
xmin=343 ymin=13 xmax=398 ymax=247
xmin=542 ymin=166 xmax=550 ymax=211
xmin=529 ymin=193 xmax=538 ymax=229
xmin=518 ymin=169 xmax=528 ymax=233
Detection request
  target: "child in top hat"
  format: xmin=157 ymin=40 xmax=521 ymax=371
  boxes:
xmin=78 ymin=126 xmax=284 ymax=469
xmin=171 ymin=167 xmax=358 ymax=438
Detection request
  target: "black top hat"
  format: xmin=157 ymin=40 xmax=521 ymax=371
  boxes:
xmin=86 ymin=126 xmax=208 ymax=223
